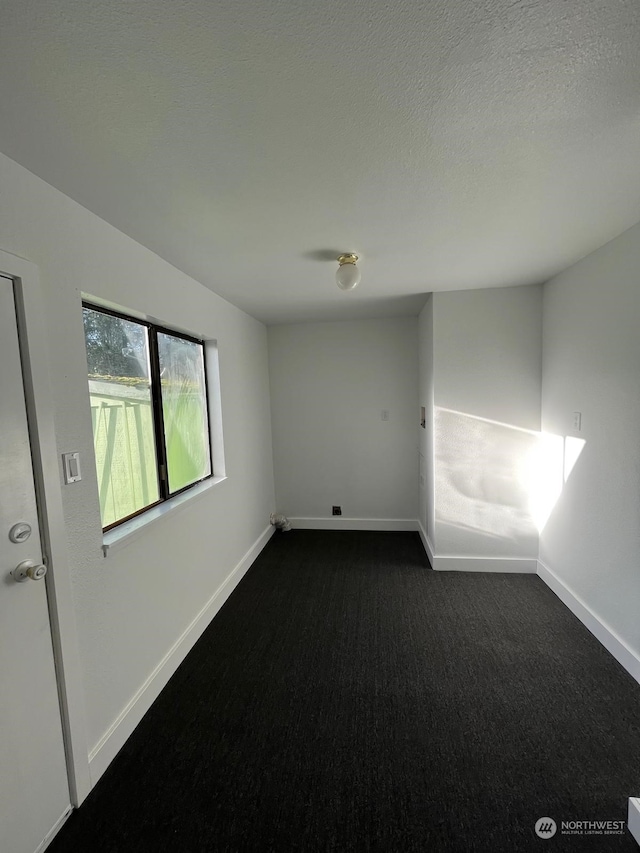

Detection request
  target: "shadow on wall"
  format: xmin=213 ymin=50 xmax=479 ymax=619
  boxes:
xmin=435 ymin=408 xmax=585 ymax=556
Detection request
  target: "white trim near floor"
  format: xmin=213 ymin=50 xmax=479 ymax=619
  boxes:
xmin=289 ymin=517 xmax=419 ymax=531
xmin=88 ymin=524 xmax=275 ymax=786
xmin=537 ymin=559 xmax=640 ymax=686
xmin=1 ymin=249 xmax=92 ymax=806
xmin=416 ymin=521 xmax=536 ymax=572
xmin=36 ymin=806 xmax=73 ymax=853
xmin=628 ymin=798 xmax=640 ymax=846
xmin=417 ymin=521 xmax=435 ymax=568
xmin=433 ymin=555 xmax=537 ymax=573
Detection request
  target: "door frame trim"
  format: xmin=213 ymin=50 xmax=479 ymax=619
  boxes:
xmin=1 ymin=249 xmax=91 ymax=805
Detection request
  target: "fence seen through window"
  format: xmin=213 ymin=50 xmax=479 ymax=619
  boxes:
xmin=83 ymin=304 xmax=212 ymax=530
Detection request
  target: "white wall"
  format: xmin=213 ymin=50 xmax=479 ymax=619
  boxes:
xmin=268 ymin=318 xmax=418 ymax=524
xmin=540 ymin=222 xmax=640 ymax=661
xmin=433 ymin=287 xmax=542 ymax=432
xmin=418 ymin=295 xmax=435 ymax=546
xmin=0 ymin=153 xmax=275 ymax=772
xmin=421 ymin=285 xmax=543 ymax=564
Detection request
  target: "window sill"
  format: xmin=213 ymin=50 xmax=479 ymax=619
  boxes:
xmin=102 ymin=476 xmax=227 ymax=557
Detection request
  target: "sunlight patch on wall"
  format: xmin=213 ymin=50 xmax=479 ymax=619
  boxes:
xmin=564 ymin=436 xmax=586 ymax=483
xmin=434 ymin=407 xmax=539 ymax=555
xmin=525 ymin=434 xmax=586 ymax=531
xmin=524 ymin=432 xmax=564 ymax=533
xmin=434 ymin=408 xmax=586 ymax=555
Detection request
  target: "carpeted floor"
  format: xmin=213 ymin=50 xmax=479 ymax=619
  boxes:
xmin=48 ymin=530 xmax=640 ymax=852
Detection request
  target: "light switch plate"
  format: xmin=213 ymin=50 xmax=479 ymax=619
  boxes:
xmin=62 ymin=452 xmax=82 ymax=484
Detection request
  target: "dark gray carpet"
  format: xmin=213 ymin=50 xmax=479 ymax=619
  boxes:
xmin=49 ymin=530 xmax=640 ymax=852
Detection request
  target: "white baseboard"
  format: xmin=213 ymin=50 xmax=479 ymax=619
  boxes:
xmin=537 ymin=559 xmax=640 ymax=686
xmin=628 ymin=798 xmax=640 ymax=846
xmin=434 ymin=555 xmax=537 ymax=573
xmin=417 ymin=522 xmax=435 ymax=567
xmin=38 ymin=806 xmax=73 ymax=853
xmin=289 ymin=517 xmax=419 ymax=531
xmin=88 ymin=524 xmax=275 ymax=786
xmin=417 ymin=521 xmax=536 ymax=572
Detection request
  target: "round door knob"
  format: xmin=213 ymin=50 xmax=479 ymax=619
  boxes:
xmin=11 ymin=560 xmax=47 ymax=583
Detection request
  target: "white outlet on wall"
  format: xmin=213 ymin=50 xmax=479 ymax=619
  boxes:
xmin=381 ymin=410 xmax=390 ymax=421
xmin=573 ymin=411 xmax=582 ymax=431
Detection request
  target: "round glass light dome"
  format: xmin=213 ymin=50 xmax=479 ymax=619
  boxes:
xmin=336 ymin=255 xmax=361 ymax=291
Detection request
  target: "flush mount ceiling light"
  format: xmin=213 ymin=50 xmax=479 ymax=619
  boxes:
xmin=336 ymin=253 xmax=361 ymax=291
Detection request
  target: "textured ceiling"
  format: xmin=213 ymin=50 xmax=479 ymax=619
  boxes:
xmin=1 ymin=0 xmax=639 ymax=324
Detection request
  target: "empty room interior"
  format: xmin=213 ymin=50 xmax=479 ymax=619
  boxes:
xmin=1 ymin=0 xmax=640 ymax=851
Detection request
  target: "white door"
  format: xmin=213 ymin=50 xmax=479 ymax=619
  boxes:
xmin=0 ymin=275 xmax=70 ymax=853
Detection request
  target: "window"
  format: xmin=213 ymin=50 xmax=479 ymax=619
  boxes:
xmin=83 ymin=304 xmax=212 ymax=530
